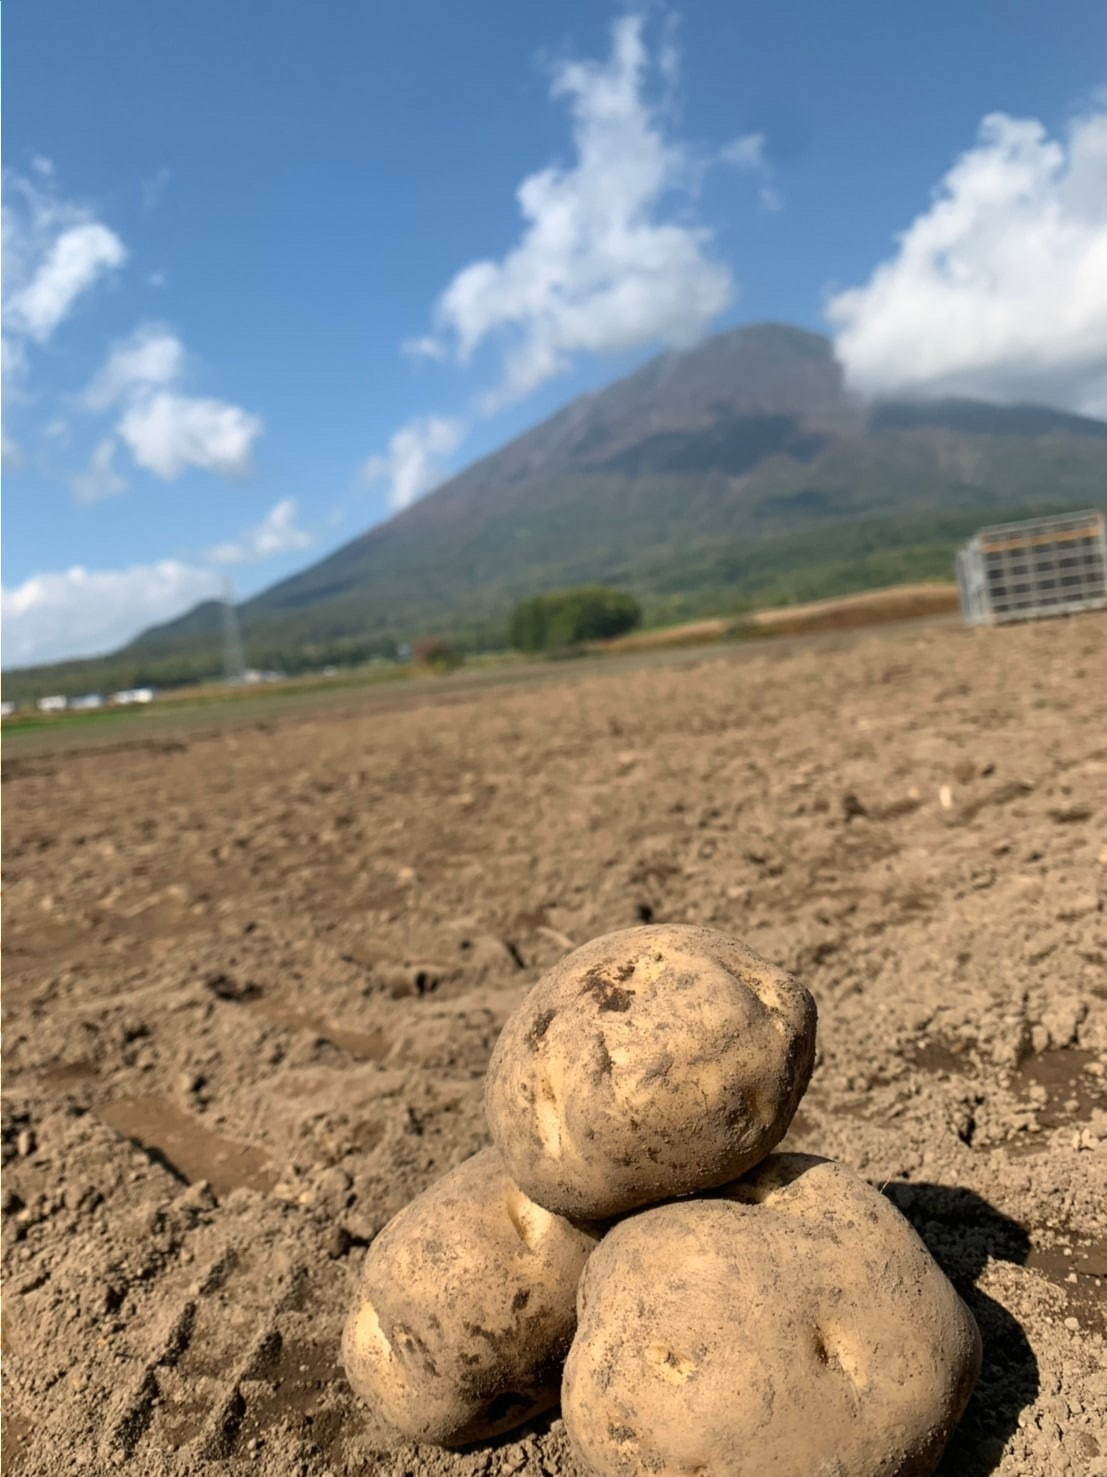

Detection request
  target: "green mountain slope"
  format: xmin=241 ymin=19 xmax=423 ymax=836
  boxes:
xmin=6 ymin=323 xmax=1106 ymax=699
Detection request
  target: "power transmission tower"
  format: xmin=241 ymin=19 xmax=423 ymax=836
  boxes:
xmin=221 ymin=579 xmax=247 ymax=684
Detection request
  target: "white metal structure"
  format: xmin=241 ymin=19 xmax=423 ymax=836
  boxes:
xmin=956 ymin=509 xmax=1106 ymax=625
xmin=222 ymin=578 xmax=246 ymax=684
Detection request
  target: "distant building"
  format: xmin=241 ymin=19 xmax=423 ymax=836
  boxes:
xmin=37 ymin=694 xmax=67 ymax=712
xmin=71 ymin=693 xmax=105 ymax=710
xmin=956 ymin=510 xmax=1107 ymax=626
xmin=0 ymin=700 xmax=16 ymax=718
xmin=110 ymin=687 xmax=155 ymax=705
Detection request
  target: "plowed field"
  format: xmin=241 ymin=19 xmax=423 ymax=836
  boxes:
xmin=4 ymin=614 xmax=1105 ymax=1476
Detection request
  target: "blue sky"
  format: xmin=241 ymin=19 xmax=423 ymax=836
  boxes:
xmin=4 ymin=0 xmax=1106 ymax=666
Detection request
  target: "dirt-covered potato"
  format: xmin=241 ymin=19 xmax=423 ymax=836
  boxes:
xmin=341 ymin=1148 xmax=599 ymax=1446
xmin=484 ymin=925 xmax=816 ymax=1218
xmin=562 ymin=1154 xmax=982 ymax=1477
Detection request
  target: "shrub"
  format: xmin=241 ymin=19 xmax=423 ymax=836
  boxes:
xmin=509 ymin=587 xmax=642 ymax=654
xmin=413 ymin=637 xmax=464 ymax=673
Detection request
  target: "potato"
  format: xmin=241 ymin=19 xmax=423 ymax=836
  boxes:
xmin=562 ymin=1154 xmax=982 ymax=1477
xmin=341 ymin=1148 xmax=599 ymax=1446
xmin=484 ymin=925 xmax=816 ymax=1218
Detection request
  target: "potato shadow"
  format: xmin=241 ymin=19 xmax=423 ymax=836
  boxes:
xmin=459 ymin=1400 xmax=564 ymax=1455
xmin=884 ymin=1181 xmax=1038 ymax=1476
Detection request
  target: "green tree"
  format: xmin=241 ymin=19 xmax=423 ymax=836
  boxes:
xmin=509 ymin=587 xmax=642 ymax=653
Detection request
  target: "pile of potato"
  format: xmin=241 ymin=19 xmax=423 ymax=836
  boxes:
xmin=343 ymin=925 xmax=981 ymax=1475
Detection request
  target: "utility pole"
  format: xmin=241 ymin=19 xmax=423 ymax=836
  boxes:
xmin=221 ymin=578 xmax=246 ymax=684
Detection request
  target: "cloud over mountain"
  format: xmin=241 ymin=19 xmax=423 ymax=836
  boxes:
xmin=422 ymin=15 xmax=733 ymax=408
xmin=207 ymin=498 xmax=313 ymax=565
xmin=375 ymin=13 xmax=735 ymax=510
xmin=1 ymin=559 xmax=223 ymax=668
xmin=4 ymin=495 xmax=315 ymax=666
xmin=362 ymin=416 xmax=467 ymax=511
xmin=828 ymin=106 xmax=1107 ymax=418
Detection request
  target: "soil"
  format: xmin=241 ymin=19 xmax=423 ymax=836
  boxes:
xmin=3 ymin=613 xmax=1106 ymax=1477
xmin=750 ymin=581 xmax=960 ymax=634
xmin=597 ymin=581 xmax=960 ymax=653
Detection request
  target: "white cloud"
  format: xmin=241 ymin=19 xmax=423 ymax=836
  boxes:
xmin=2 ymin=336 xmax=29 ymax=383
xmin=3 ymin=496 xmax=317 ymax=666
xmin=827 ymin=107 xmax=1107 ymax=418
xmin=2 ymin=173 xmax=126 ymax=463
xmin=6 ymin=221 xmax=127 ymax=343
xmin=2 ymin=337 xmax=29 ymax=472
xmin=3 ymin=173 xmax=78 ymax=283
xmin=721 ymin=130 xmax=783 ymax=213
xmin=3 ymin=496 xmax=315 ymax=664
xmin=365 ymin=14 xmax=736 ymax=511
xmin=83 ymin=324 xmax=186 ymax=410
xmin=415 ymin=14 xmax=733 ymax=408
xmin=3 ymin=171 xmax=127 ymax=375
xmin=1 ymin=339 xmax=29 ymax=464
xmin=402 ymin=333 xmax=449 ymax=362
xmin=207 ymin=498 xmax=314 ymax=565
xmin=1 ymin=559 xmax=222 ymax=667
xmin=2 ymin=174 xmax=263 ymax=495
xmin=78 ymin=321 xmax=264 ymax=488
xmin=362 ymin=415 xmax=467 ymax=510
xmin=721 ymin=132 xmax=766 ymax=169
xmin=72 ymin=436 xmax=127 ymax=503
xmin=117 ymin=391 xmax=263 ymax=480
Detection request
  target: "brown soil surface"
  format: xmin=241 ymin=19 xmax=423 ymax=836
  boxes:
xmin=4 ymin=613 xmax=1106 ymax=1477
xmin=599 ymin=581 xmax=960 ymax=653
xmin=750 ymin=581 xmax=960 ymax=634
xmin=597 ymin=616 xmax=731 ymax=650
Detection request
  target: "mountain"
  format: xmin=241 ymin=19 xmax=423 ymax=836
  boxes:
xmin=7 ymin=323 xmax=1107 ymax=696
